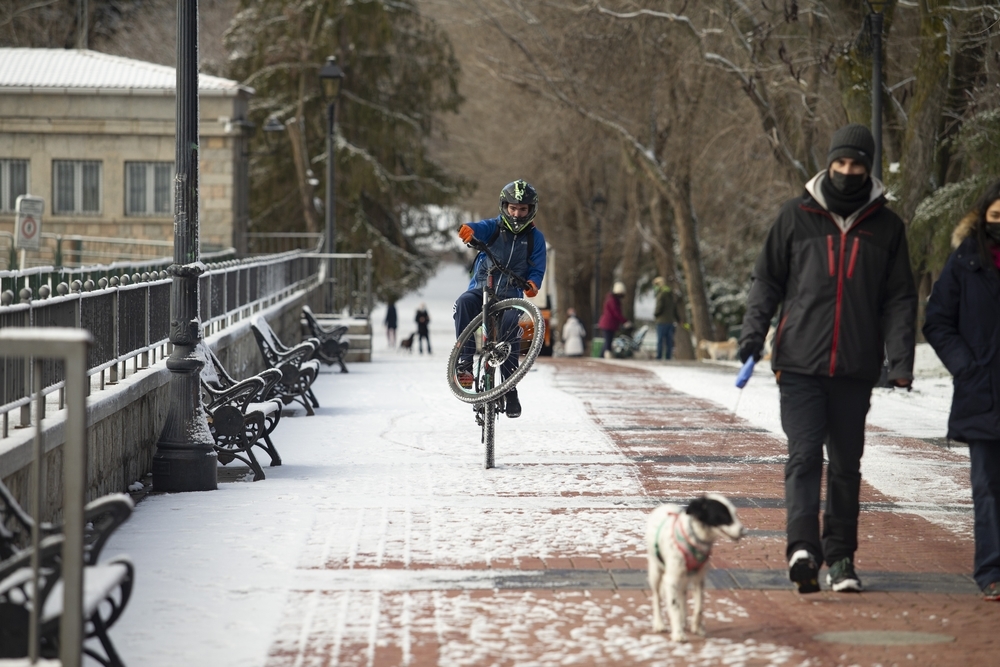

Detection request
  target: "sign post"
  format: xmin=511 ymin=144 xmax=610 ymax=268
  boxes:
xmin=15 ymin=195 xmax=44 ymax=269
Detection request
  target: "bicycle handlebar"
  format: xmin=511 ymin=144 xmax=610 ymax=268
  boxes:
xmin=467 ymin=240 xmax=532 ymax=291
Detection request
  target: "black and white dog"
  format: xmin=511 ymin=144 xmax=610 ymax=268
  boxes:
xmin=645 ymin=494 xmax=745 ymax=641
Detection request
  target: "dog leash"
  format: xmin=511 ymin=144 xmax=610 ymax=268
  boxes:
xmin=719 ymin=357 xmax=756 ymax=451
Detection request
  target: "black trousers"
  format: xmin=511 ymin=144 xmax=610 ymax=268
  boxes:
xmin=779 ymin=371 xmax=873 ymax=565
xmin=969 ymin=440 xmax=1000 ymax=590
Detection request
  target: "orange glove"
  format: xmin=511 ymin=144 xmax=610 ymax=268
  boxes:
xmin=458 ymin=224 xmax=474 ymax=243
xmin=525 ymin=280 xmax=539 ymax=297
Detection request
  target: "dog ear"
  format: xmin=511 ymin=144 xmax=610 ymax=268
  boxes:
xmin=686 ymin=496 xmax=734 ymax=527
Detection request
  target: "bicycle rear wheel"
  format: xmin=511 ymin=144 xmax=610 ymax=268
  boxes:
xmin=446 ymin=298 xmax=545 ymax=404
xmin=483 ymin=400 xmax=496 ymax=468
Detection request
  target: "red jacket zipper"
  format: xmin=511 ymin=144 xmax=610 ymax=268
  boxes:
xmin=829 ymin=233 xmax=847 ymax=376
xmin=827 ymin=236 xmax=835 ymax=276
xmin=847 ymin=238 xmax=860 ymax=278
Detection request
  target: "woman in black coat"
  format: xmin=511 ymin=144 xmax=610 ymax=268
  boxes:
xmin=923 ymin=179 xmax=1000 ymax=601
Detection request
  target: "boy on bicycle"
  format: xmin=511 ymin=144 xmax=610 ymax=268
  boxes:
xmin=454 ymin=179 xmax=547 ymax=418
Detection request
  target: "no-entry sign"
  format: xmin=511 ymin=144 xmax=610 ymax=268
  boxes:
xmin=15 ymin=195 xmax=44 ymax=250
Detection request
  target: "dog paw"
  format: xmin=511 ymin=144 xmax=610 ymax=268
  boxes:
xmin=669 ymin=632 xmax=688 ymax=643
xmin=652 ymin=620 xmax=665 ymax=633
xmin=691 ymin=625 xmax=706 ymax=637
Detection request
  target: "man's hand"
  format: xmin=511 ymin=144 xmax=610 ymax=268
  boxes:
xmin=525 ymin=280 xmax=539 ymax=297
xmin=458 ymin=224 xmax=474 ymax=243
xmin=739 ymin=343 xmax=762 ymax=364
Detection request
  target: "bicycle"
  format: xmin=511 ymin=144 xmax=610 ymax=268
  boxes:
xmin=446 ymin=240 xmax=546 ymax=468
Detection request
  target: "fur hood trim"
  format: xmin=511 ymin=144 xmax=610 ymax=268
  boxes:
xmin=952 ymin=213 xmax=978 ymax=249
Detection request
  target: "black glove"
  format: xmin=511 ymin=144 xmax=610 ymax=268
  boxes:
xmin=739 ymin=343 xmax=762 ymax=364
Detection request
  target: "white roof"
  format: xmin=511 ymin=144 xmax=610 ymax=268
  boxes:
xmin=0 ymin=48 xmax=252 ymax=96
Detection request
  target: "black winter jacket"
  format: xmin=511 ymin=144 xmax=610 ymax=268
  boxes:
xmin=740 ymin=174 xmax=916 ymax=383
xmin=923 ymin=232 xmax=1000 ymax=443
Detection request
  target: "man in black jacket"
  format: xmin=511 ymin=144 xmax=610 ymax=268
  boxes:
xmin=739 ymin=124 xmax=917 ymax=594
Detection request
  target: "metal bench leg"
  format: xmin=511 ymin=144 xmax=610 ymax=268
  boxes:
xmin=307 ymin=387 xmax=320 ymax=408
xmin=260 ymin=432 xmax=282 ymax=467
xmin=87 ymin=613 xmax=126 ymax=667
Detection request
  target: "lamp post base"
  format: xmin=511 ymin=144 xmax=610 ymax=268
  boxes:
xmin=151 ymin=345 xmax=218 ymax=492
xmin=152 ymin=447 xmax=218 ymax=492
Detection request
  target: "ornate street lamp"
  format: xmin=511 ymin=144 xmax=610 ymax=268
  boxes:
xmin=867 ymin=0 xmax=887 ymax=180
xmin=319 ymin=56 xmax=345 ymax=313
xmin=152 ymin=0 xmax=217 ymax=492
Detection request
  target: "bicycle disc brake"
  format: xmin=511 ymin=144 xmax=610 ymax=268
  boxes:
xmin=485 ymin=342 xmax=512 ymax=368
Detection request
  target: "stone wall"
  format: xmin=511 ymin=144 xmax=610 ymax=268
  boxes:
xmin=0 ymin=285 xmax=315 ymax=523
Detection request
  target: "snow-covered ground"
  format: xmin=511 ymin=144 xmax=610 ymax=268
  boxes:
xmin=99 ymin=262 xmax=968 ymax=666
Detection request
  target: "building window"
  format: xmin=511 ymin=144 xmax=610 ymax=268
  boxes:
xmin=0 ymin=159 xmax=29 ymax=213
xmin=53 ymin=160 xmax=102 ymax=215
xmin=125 ymin=162 xmax=174 ymax=216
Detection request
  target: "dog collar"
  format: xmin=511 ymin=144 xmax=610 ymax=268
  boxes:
xmin=673 ymin=514 xmax=712 ymax=573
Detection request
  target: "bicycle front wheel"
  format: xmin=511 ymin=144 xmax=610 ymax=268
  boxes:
xmin=446 ymin=297 xmax=545 ymax=404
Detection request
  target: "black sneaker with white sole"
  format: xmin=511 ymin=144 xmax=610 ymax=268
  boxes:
xmin=788 ymin=549 xmax=821 ymax=594
xmin=504 ymin=388 xmax=521 ymax=418
xmin=826 ymin=557 xmax=863 ymax=592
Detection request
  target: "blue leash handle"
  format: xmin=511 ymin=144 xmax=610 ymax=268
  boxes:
xmin=735 ymin=357 xmax=755 ymax=389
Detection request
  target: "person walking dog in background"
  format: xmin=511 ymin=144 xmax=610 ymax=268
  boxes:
xmin=598 ymin=282 xmax=629 ymax=359
xmin=562 ymin=308 xmax=586 ymax=357
xmin=385 ymin=300 xmax=398 ymax=348
xmin=652 ymin=276 xmax=679 ymax=360
xmin=739 ymin=123 xmax=916 ymax=595
xmin=923 ymin=179 xmax=1000 ymax=601
xmin=415 ymin=303 xmax=431 ymax=354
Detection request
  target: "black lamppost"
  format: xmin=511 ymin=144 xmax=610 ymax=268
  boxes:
xmin=319 ymin=56 xmax=345 ymax=313
xmin=152 ymin=0 xmax=217 ymax=492
xmin=868 ymin=0 xmax=887 ymax=180
xmin=589 ymin=193 xmax=607 ymax=345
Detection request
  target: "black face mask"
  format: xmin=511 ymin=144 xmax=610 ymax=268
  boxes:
xmin=829 ymin=171 xmax=869 ymax=195
xmin=985 ymin=224 xmax=1000 ymax=244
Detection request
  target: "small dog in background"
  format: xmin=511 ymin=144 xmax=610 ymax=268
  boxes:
xmin=646 ymin=494 xmax=744 ymax=642
xmin=399 ymin=333 xmax=415 ymax=352
xmin=697 ymin=337 xmax=739 ymax=361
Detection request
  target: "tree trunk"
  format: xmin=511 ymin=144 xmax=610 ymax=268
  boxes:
xmin=286 ymin=116 xmax=321 ymax=234
xmin=669 ymin=176 xmax=714 ymax=344
xmin=897 ymin=0 xmax=951 ymax=223
xmin=620 ymin=177 xmax=643 ymax=321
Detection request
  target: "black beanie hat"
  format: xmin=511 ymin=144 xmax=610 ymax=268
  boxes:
xmin=827 ymin=124 xmax=875 ymax=172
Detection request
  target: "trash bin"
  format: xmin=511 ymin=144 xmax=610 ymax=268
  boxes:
xmin=591 ymin=338 xmax=604 ymax=358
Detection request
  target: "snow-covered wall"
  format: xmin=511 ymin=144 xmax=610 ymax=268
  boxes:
xmin=0 ymin=287 xmax=317 ymax=522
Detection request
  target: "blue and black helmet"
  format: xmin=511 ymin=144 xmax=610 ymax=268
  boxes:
xmin=498 ymin=180 xmax=538 ymax=234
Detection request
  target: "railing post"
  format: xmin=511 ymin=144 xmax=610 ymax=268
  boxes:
xmin=152 ymin=0 xmax=217 ymax=493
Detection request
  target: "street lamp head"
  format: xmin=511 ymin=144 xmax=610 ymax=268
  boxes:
xmin=867 ymin=0 xmax=888 ymax=13
xmin=319 ymin=56 xmax=345 ymax=101
xmin=263 ymin=115 xmax=285 ymax=133
xmin=590 ymin=192 xmax=608 ymax=215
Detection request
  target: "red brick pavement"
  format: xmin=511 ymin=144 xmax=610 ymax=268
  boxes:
xmin=266 ymin=358 xmax=998 ymax=666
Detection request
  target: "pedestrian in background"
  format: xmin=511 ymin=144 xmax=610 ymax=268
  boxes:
xmin=652 ymin=276 xmax=679 ymax=360
xmin=561 ymin=308 xmax=586 ymax=357
xmin=415 ymin=303 xmax=431 ymax=354
xmin=923 ymin=179 xmax=1000 ymax=601
xmin=598 ymin=282 xmax=629 ymax=359
xmin=739 ymin=123 xmax=916 ymax=595
xmin=384 ymin=300 xmax=397 ymax=348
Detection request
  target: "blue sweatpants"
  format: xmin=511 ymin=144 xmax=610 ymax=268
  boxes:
xmin=454 ymin=289 xmax=520 ymax=381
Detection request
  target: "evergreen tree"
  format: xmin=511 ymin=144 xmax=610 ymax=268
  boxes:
xmin=225 ymin=0 xmax=469 ymax=299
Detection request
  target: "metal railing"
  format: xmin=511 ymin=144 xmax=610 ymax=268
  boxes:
xmin=0 ymin=250 xmax=321 ymax=439
xmin=0 ymin=231 xmax=233 ymax=270
xmin=308 ymin=251 xmax=373 ymax=318
xmin=247 ymin=232 xmax=323 ymax=255
xmin=0 ymin=328 xmax=91 ymax=667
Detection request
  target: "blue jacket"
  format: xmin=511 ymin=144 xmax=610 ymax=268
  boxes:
xmin=464 ymin=217 xmax=546 ymax=299
xmin=923 ymin=234 xmax=1000 ymax=443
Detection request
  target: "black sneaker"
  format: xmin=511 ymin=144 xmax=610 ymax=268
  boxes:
xmin=826 ymin=557 xmax=863 ymax=592
xmin=788 ymin=549 xmax=821 ymax=594
xmin=505 ymin=388 xmax=521 ymax=418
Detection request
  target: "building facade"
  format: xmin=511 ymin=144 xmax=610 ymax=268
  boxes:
xmin=0 ymin=48 xmax=253 ymax=266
